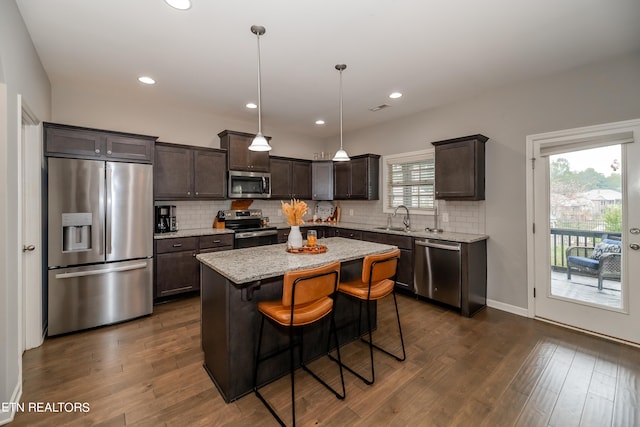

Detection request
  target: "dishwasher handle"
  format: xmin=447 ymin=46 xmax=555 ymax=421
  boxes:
xmin=415 ymin=240 xmax=461 ymax=251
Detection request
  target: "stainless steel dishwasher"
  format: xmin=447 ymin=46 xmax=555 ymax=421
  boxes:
xmin=414 ymin=239 xmax=461 ymax=307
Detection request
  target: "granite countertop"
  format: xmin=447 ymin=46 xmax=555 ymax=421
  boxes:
xmin=154 ymin=227 xmax=234 ymax=240
xmin=196 ymin=237 xmax=396 ymax=284
xmin=274 ymin=222 xmax=488 ymax=243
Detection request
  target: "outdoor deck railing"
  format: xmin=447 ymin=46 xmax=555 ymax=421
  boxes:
xmin=550 ymin=228 xmax=622 ymax=270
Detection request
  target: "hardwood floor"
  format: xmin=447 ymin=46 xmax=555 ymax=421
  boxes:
xmin=12 ymin=294 xmax=640 ymax=426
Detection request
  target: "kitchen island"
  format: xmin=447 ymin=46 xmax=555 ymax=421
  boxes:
xmin=196 ymin=237 xmax=397 ymax=402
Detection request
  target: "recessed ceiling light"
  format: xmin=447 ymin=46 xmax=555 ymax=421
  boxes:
xmin=389 ymin=92 xmax=402 ymax=99
xmin=246 ymin=103 xmax=257 ymax=109
xmin=164 ymin=0 xmax=191 ymax=10
xmin=138 ymin=76 xmax=156 ymax=85
xmin=315 ymin=120 xmax=325 ymax=125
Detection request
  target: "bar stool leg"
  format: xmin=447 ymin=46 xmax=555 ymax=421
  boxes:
xmin=363 ymin=291 xmax=406 ymax=362
xmin=253 ymin=317 xmax=286 ymax=426
xmin=332 ymin=290 xmax=407 ymax=385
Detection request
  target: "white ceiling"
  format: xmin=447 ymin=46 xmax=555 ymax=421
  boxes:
xmin=16 ymin=0 xmax=640 ymax=138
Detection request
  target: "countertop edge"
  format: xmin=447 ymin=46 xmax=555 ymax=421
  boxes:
xmin=154 ymin=228 xmax=235 ymax=239
xmin=155 ymin=223 xmax=488 ymax=244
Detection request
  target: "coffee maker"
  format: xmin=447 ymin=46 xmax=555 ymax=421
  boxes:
xmin=155 ymin=205 xmax=177 ymax=233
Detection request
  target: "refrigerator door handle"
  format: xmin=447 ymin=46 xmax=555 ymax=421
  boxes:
xmin=99 ymin=166 xmax=106 ymax=256
xmin=106 ymin=166 xmax=112 ymax=255
xmin=54 ymin=262 xmax=149 ymax=279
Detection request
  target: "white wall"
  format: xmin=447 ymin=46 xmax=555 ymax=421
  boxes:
xmin=335 ymin=53 xmax=640 ymax=309
xmin=0 ymin=1 xmax=51 ymax=424
xmin=52 ymin=80 xmax=325 ymax=159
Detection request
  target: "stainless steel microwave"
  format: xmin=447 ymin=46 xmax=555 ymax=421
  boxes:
xmin=228 ymin=170 xmax=271 ymax=199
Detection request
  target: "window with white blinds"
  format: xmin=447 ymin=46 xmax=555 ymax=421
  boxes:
xmin=382 ymin=149 xmax=435 ymax=214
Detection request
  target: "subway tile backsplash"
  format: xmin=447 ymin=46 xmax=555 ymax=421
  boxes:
xmin=162 ymin=199 xmax=485 ymax=235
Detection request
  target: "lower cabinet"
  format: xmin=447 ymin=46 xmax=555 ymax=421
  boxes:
xmin=334 ymin=228 xmax=363 ymax=240
xmin=277 ymin=229 xmax=290 ymax=244
xmin=361 ymin=231 xmax=414 ymax=292
xmin=154 ymin=234 xmax=233 ymax=301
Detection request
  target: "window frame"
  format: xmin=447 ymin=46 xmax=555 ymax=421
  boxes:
xmin=382 ymin=148 xmax=436 ymax=216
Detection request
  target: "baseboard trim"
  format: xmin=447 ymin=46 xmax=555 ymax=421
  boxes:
xmin=0 ymin=380 xmax=22 ymax=426
xmin=486 ymin=298 xmax=529 ymax=317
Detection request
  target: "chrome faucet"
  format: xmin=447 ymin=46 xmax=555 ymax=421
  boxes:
xmin=393 ymin=205 xmax=411 ymax=230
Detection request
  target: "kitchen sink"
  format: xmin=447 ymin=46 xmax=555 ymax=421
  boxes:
xmin=373 ymin=226 xmax=412 ymax=233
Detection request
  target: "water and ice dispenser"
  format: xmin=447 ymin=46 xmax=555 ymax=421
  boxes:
xmin=62 ymin=212 xmax=92 ymax=252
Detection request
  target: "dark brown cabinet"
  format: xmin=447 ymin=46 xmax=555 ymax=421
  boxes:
xmin=270 ymin=157 xmax=312 ymax=199
xmin=154 ymin=142 xmax=226 ymax=200
xmin=333 ymin=154 xmax=380 ymax=200
xmin=312 ymin=161 xmax=334 ymax=200
xmin=155 ymin=237 xmax=199 ymax=299
xmin=334 ymin=228 xmax=363 ymax=240
xmin=361 ymin=231 xmax=414 ymax=292
xmin=154 ymin=234 xmax=233 ymax=301
xmin=193 ymin=149 xmax=227 ymax=198
xmin=432 ymin=134 xmax=488 ymax=200
xmin=277 ymin=228 xmax=290 ymax=244
xmin=44 ymin=122 xmax=156 ymax=163
xmin=460 ymin=240 xmax=487 ymax=317
xmin=218 ymin=130 xmax=270 ymax=172
xmin=199 ymin=234 xmax=234 ymax=253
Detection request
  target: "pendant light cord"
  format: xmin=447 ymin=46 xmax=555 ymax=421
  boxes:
xmin=256 ymin=32 xmax=263 ymax=134
xmin=339 ymin=67 xmax=343 ymax=150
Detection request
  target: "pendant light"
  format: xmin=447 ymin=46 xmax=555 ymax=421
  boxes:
xmin=333 ymin=64 xmax=350 ymax=161
xmin=248 ymin=25 xmax=272 ymax=151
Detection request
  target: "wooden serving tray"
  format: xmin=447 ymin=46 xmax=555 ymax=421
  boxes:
xmin=286 ymin=244 xmax=327 ymax=254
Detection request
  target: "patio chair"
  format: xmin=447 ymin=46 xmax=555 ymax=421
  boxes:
xmin=566 ymin=238 xmax=622 ymax=290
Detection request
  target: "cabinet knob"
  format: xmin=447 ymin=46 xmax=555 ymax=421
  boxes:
xmin=107 ymin=150 xmax=112 ymax=155
xmin=95 ymin=149 xmax=100 ymax=154
xmin=195 ymin=192 xmax=199 ymax=195
xmin=187 ymin=191 xmax=191 ymax=195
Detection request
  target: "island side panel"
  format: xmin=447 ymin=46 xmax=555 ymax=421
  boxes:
xmin=201 ymin=265 xmax=232 ymax=400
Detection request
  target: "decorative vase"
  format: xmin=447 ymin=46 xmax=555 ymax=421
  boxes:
xmin=288 ymin=226 xmax=303 ymax=249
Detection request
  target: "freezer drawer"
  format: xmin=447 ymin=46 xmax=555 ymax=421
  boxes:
xmin=48 ymin=259 xmax=153 ymax=336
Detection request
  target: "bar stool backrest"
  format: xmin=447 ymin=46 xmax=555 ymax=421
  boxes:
xmin=282 ymin=260 xmax=341 ymax=307
xmin=362 ymin=249 xmax=401 ymax=284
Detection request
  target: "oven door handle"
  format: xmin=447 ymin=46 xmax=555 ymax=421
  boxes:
xmin=235 ymin=229 xmax=278 ymax=239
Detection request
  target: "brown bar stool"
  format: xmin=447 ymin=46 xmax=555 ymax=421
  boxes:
xmin=253 ymin=260 xmax=346 ymax=426
xmin=331 ymin=248 xmax=405 ymax=385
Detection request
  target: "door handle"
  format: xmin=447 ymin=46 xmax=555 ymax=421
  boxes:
xmin=630 ymin=243 xmax=640 ymax=251
xmin=106 ymin=166 xmax=113 ymax=255
xmin=55 ymin=262 xmax=148 ymax=279
xmin=22 ymin=244 xmax=36 ymax=252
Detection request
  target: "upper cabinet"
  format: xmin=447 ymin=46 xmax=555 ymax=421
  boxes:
xmin=270 ymin=156 xmax=312 ymax=200
xmin=432 ymin=134 xmax=488 ymax=201
xmin=44 ymin=122 xmax=156 ymax=163
xmin=155 ymin=142 xmax=226 ymax=200
xmin=312 ymin=161 xmax=334 ymax=201
xmin=218 ymin=130 xmax=270 ymax=172
xmin=333 ymin=154 xmax=380 ymax=200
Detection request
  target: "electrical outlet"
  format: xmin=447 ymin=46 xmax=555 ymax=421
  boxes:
xmin=349 ymin=209 xmax=354 ymax=216
xmin=277 ymin=210 xmax=282 ymax=216
xmin=442 ymin=212 xmax=449 ymax=222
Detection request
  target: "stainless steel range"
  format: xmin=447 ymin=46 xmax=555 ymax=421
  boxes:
xmin=223 ymin=209 xmax=278 ymax=248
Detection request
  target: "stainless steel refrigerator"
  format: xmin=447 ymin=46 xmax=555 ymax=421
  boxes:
xmin=47 ymin=157 xmax=153 ymax=336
